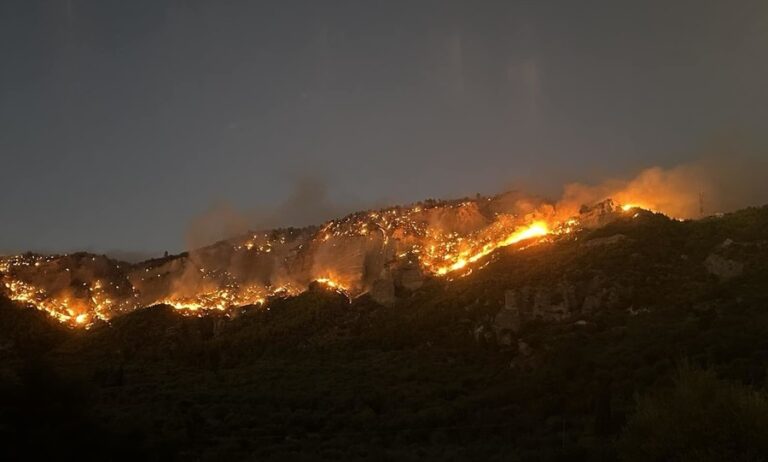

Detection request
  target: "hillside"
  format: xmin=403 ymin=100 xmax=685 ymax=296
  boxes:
xmin=2 ymin=206 xmax=768 ymax=460
xmin=0 ymin=192 xmax=607 ymax=325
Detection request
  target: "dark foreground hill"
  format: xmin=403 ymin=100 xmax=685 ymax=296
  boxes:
xmin=2 ymin=206 xmax=768 ymax=461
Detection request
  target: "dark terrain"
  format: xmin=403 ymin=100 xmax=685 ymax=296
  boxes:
xmin=3 ymin=206 xmax=768 ymax=461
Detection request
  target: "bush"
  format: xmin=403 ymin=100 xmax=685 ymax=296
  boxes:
xmin=618 ymin=363 xmax=768 ymax=462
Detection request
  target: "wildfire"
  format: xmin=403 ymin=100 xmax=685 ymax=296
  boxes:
xmin=619 ymin=202 xmax=666 ymax=215
xmin=428 ymin=221 xmax=549 ymax=276
xmin=314 ymin=277 xmax=349 ymax=294
xmin=314 ymin=278 xmax=343 ymax=289
xmin=0 ymin=195 xmax=659 ymax=327
xmin=621 ymin=204 xmax=641 ymax=212
xmin=159 ymin=284 xmax=298 ymax=314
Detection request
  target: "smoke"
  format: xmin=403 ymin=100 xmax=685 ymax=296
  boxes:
xmin=103 ymin=250 xmax=163 ymax=264
xmin=185 ymin=177 xmax=364 ymax=250
xmin=129 ymin=147 xmax=768 ymax=308
xmin=554 ymin=150 xmax=768 ymax=220
xmin=186 ymin=202 xmax=250 ymax=250
xmin=255 ymin=177 xmax=358 ymax=230
xmin=185 ymin=145 xmax=768 ymax=252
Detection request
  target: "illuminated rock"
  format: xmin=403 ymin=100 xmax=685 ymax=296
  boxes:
xmin=369 ymin=278 xmax=396 ymax=307
xmin=578 ymin=199 xmax=620 ymax=229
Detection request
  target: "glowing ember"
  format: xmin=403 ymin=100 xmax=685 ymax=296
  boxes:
xmin=0 ymin=195 xmax=661 ymax=327
xmin=314 ymin=278 xmax=349 ymax=294
xmin=428 ymin=221 xmax=549 ymax=276
xmin=619 ymin=203 xmax=662 ymax=214
xmin=158 ymin=284 xmax=298 ymax=314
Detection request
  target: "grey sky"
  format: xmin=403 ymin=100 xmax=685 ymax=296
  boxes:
xmin=1 ymin=0 xmax=767 ymax=254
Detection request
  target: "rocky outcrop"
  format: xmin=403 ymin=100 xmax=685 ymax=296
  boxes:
xmin=578 ymin=199 xmax=621 ymax=229
xmin=369 ymin=278 xmax=396 ymax=307
xmin=705 ymin=254 xmax=743 ymax=281
xmin=396 ymin=266 xmax=425 ymax=291
xmin=581 ymin=275 xmax=624 ymax=313
xmin=472 ymin=315 xmax=501 ymax=348
xmin=494 ymin=291 xmax=524 ymax=334
xmin=494 ymin=276 xmax=626 ymax=335
xmin=582 ymin=287 xmax=622 ymax=314
xmin=517 ymin=340 xmax=533 ymax=357
xmin=704 ymin=239 xmax=744 ymax=281
xmin=499 ymin=282 xmax=578 ymax=324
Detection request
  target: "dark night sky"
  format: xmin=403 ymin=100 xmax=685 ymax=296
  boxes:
xmin=1 ymin=1 xmax=767 ymax=255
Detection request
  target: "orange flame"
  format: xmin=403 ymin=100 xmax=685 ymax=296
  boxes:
xmin=430 ymin=221 xmax=549 ymax=276
xmin=1 ymin=196 xmax=667 ymax=327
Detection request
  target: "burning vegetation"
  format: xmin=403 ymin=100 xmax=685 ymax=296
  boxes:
xmin=0 ymin=194 xmax=659 ymax=327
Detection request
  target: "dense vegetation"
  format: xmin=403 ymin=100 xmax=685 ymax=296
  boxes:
xmin=2 ymin=206 xmax=768 ymax=461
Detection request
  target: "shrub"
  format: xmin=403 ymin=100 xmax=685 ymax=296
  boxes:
xmin=618 ymin=363 xmax=768 ymax=462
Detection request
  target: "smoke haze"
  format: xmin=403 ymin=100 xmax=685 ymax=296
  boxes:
xmin=186 ymin=177 xmax=370 ymax=250
xmin=555 ymin=150 xmax=768 ymax=220
xmin=185 ymin=143 xmax=768 ymax=251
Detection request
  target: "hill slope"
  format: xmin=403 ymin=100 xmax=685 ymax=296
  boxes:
xmin=2 ymin=206 xmax=768 ymax=460
xmin=0 ymin=193 xmax=612 ymax=325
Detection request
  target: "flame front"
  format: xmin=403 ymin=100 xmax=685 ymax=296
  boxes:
xmin=426 ymin=221 xmax=549 ymax=276
xmin=0 ymin=197 xmax=653 ymax=326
